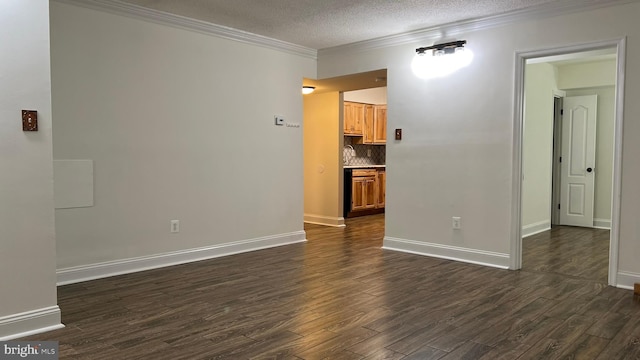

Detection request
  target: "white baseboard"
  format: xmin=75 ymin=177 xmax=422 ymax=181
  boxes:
xmin=304 ymin=214 xmax=346 ymax=227
xmin=382 ymin=237 xmax=510 ymax=269
xmin=616 ymin=271 xmax=640 ymax=290
xmin=57 ymin=231 xmax=307 ymax=285
xmin=593 ymin=218 xmax=611 ymax=229
xmin=522 ymin=220 xmax=551 ymax=238
xmin=0 ymin=306 xmax=64 ymax=341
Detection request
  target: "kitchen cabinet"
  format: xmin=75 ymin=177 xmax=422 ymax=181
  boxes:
xmin=351 ymin=168 xmax=385 ymax=213
xmin=376 ymin=170 xmax=385 ymax=208
xmin=363 ymin=105 xmax=374 ymax=143
xmin=363 ymin=104 xmax=387 ymax=144
xmin=344 ymin=101 xmax=364 ymax=135
xmin=373 ymin=105 xmax=387 ymax=144
xmin=352 ymin=169 xmax=377 ymax=211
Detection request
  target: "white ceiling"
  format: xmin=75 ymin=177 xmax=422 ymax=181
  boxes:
xmin=114 ymin=0 xmax=612 ymax=49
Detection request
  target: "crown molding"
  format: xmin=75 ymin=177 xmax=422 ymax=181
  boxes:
xmin=53 ymin=0 xmax=318 ymax=59
xmin=319 ymin=0 xmax=637 ymax=56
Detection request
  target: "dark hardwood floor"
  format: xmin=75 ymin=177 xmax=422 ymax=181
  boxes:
xmin=23 ymin=214 xmax=640 ymax=359
xmin=523 ymin=225 xmax=610 ymax=282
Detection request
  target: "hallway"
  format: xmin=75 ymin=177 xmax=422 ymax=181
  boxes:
xmin=523 ymin=225 xmax=610 ymax=282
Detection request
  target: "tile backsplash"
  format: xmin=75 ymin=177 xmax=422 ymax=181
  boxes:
xmin=344 ymin=137 xmax=386 ymax=166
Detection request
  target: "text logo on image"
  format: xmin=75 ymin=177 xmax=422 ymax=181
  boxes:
xmin=0 ymin=342 xmax=58 ymax=359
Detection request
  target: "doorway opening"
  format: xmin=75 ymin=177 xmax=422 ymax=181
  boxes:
xmin=343 ymin=88 xmax=387 ymax=220
xmin=512 ymin=39 xmax=626 ymax=286
xmin=302 ymin=69 xmax=387 ymax=228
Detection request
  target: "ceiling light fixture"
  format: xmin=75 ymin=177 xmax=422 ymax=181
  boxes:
xmin=415 ymin=40 xmax=467 ymax=56
xmin=302 ymin=86 xmax=316 ymax=94
xmin=412 ymin=40 xmax=473 ymax=79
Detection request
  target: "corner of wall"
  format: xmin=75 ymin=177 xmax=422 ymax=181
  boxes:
xmin=0 ymin=307 xmax=63 ymax=341
xmin=617 ymin=271 xmax=640 ymax=290
xmin=304 ymin=214 xmax=345 ymax=227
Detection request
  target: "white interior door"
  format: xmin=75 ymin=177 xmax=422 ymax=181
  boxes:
xmin=559 ymin=95 xmax=597 ymax=227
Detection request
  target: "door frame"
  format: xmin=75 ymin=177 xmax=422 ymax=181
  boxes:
xmin=510 ymin=38 xmax=626 ymax=286
xmin=550 ymin=94 xmax=564 ymax=226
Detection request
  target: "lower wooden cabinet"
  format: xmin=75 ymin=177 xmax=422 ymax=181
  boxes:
xmin=377 ymin=170 xmax=385 ymax=208
xmin=351 ymin=168 xmax=385 ymax=213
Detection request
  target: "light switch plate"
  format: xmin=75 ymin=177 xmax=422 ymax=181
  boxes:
xmin=395 ymin=129 xmax=402 ymax=140
xmin=275 ymin=116 xmax=285 ymax=126
xmin=22 ymin=110 xmax=38 ymax=131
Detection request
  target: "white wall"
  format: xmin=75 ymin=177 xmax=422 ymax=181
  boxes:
xmin=521 ymin=63 xmax=557 ymax=234
xmin=51 ymin=2 xmax=316 ymax=278
xmin=344 ymin=87 xmax=387 ymax=104
xmin=0 ymin=0 xmax=61 ymax=339
xmin=318 ymin=1 xmax=640 ymax=283
xmin=558 ymin=59 xmax=616 ymax=89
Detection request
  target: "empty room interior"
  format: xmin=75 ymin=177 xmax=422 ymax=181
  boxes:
xmin=2 ymin=0 xmax=640 ymax=358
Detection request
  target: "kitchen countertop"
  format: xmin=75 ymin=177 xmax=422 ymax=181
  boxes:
xmin=344 ymin=165 xmax=386 ymax=169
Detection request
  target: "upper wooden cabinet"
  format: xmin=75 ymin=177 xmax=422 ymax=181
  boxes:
xmin=363 ymin=104 xmax=374 ymax=143
xmin=344 ymin=101 xmax=386 ymax=144
xmin=344 ymin=102 xmax=364 ymax=135
xmin=373 ymin=105 xmax=387 ymax=144
xmin=361 ymin=104 xmax=386 ymax=144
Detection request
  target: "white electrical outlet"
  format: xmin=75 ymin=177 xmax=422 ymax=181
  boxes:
xmin=452 ymin=217 xmax=461 ymax=230
xmin=170 ymin=220 xmax=180 ymax=233
xmin=367 ymin=149 xmax=372 ymax=157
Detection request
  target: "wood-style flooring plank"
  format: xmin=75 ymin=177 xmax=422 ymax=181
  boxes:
xmin=402 ymin=345 xmax=448 ymax=360
xmin=438 ymin=341 xmax=492 ymax=359
xmin=595 ymin=315 xmax=640 ymax=360
xmin=555 ymin=334 xmax=610 ymax=360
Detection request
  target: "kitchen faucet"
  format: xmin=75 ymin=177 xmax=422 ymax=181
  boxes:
xmin=344 ymin=145 xmax=355 ymax=165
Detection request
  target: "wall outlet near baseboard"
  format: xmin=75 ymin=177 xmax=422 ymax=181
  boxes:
xmin=170 ymin=220 xmax=180 ymax=233
xmin=452 ymin=217 xmax=461 ymax=230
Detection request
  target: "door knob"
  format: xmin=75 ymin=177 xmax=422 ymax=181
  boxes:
xmin=587 ymin=167 xmax=593 ymax=173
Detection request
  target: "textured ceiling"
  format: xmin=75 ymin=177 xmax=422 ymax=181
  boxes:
xmin=114 ymin=0 xmax=603 ymax=49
